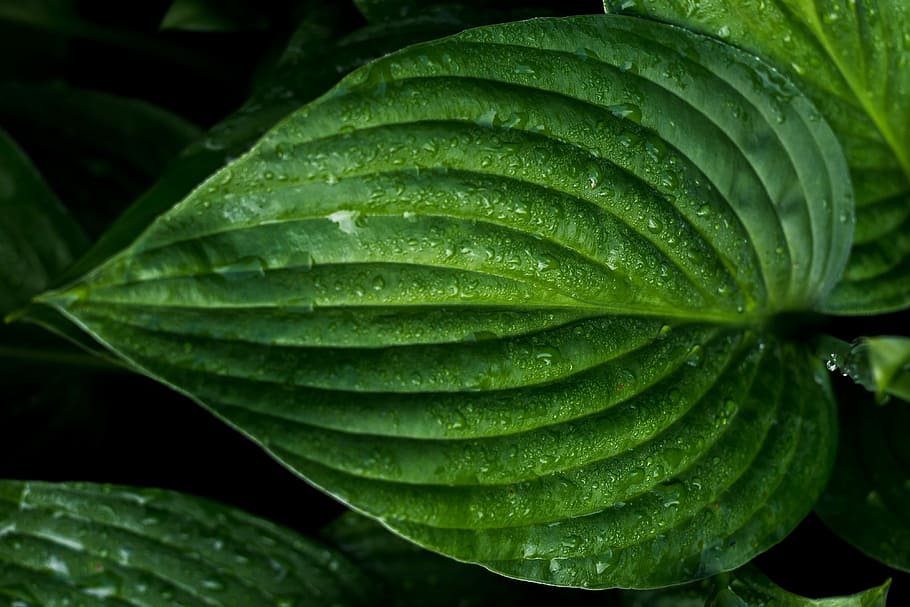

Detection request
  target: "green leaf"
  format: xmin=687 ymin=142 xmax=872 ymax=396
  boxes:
xmin=38 ymin=15 xmax=846 ymax=588
xmin=0 ymin=128 xmax=88 ymax=315
xmin=820 ymin=335 xmax=910 ymax=403
xmin=0 ymin=481 xmax=374 ymax=606
xmin=816 ymin=389 xmax=910 ymax=572
xmin=160 ymin=0 xmax=269 ymax=32
xmin=604 ymin=0 xmax=910 ymax=315
xmin=622 ymin=565 xmax=890 ymax=606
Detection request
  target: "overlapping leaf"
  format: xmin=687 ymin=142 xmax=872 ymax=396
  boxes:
xmin=37 ymin=15 xmax=848 ymax=587
xmin=605 ymin=0 xmax=910 ymax=314
xmin=0 ymin=481 xmax=373 ymax=605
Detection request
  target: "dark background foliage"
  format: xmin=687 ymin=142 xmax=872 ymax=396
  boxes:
xmin=1 ymin=1 xmax=908 ymax=603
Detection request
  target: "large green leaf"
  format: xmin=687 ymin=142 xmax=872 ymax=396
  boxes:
xmin=36 ymin=15 xmax=847 ymax=587
xmin=0 ymin=128 xmax=87 ymax=315
xmin=0 ymin=481 xmax=373 ymax=605
xmin=622 ymin=565 xmax=889 ymax=606
xmin=604 ymin=0 xmax=910 ymax=315
xmin=816 ymin=388 xmax=910 ymax=572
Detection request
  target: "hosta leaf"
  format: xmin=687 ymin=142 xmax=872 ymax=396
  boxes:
xmin=604 ymin=0 xmax=910 ymax=314
xmin=622 ymin=565 xmax=890 ymax=606
xmin=816 ymin=389 xmax=910 ymax=572
xmin=0 ymin=481 xmax=373 ymax=606
xmin=0 ymin=128 xmax=87 ymax=315
xmin=38 ymin=15 xmax=847 ymax=587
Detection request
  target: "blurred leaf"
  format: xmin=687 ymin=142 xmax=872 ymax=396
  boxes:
xmin=816 ymin=390 xmax=910 ymax=572
xmin=0 ymin=82 xmax=201 ymax=239
xmin=160 ymin=0 xmax=269 ymax=31
xmin=0 ymin=481 xmax=375 ymax=605
xmin=324 ymin=512 xmax=534 ymax=607
xmin=0 ymin=0 xmax=78 ymax=33
xmin=0 ymin=128 xmax=87 ymax=315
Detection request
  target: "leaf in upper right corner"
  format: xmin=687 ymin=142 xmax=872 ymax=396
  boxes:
xmin=815 ymin=387 xmax=910 ymax=572
xmin=605 ymin=0 xmax=910 ymax=315
xmin=621 ymin=564 xmax=890 ymax=606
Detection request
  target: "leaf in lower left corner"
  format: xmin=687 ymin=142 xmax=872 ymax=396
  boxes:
xmin=0 ymin=481 xmax=374 ymax=606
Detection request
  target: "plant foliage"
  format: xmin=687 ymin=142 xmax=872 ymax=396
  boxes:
xmin=1 ymin=0 xmax=908 ymax=605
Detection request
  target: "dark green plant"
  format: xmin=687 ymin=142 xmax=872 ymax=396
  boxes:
xmin=2 ymin=0 xmax=909 ymax=605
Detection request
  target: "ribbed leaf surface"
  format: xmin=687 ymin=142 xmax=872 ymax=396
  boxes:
xmin=0 ymin=482 xmax=372 ymax=606
xmin=605 ymin=0 xmax=910 ymax=314
xmin=40 ymin=16 xmax=846 ymax=587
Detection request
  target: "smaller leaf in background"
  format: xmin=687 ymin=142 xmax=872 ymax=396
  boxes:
xmin=819 ymin=335 xmax=910 ymax=403
xmin=160 ymin=0 xmax=269 ymax=32
xmin=0 ymin=481 xmax=375 ymax=606
xmin=0 ymin=128 xmax=87 ymax=315
xmin=816 ymin=388 xmax=910 ymax=573
xmin=622 ymin=565 xmax=889 ymax=607
xmin=0 ymin=82 xmax=201 ymax=239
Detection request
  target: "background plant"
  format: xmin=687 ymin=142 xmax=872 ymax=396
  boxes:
xmin=1 ymin=0 xmax=908 ymax=605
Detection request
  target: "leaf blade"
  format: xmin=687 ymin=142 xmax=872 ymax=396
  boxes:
xmin=604 ymin=0 xmax=910 ymax=314
xmin=0 ymin=481 xmax=373 ymax=606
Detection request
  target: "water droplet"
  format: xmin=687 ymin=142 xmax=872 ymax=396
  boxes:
xmin=327 ymin=210 xmax=360 ymax=234
xmin=513 ymin=64 xmax=535 ymax=75
xmin=371 ymin=275 xmax=385 ymax=291
xmin=608 ymin=103 xmax=642 ymax=124
xmin=646 ymin=216 xmax=663 ymax=234
xmin=716 ymin=25 xmax=731 ymax=38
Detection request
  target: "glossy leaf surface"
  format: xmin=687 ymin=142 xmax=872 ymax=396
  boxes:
xmin=0 ymin=128 xmax=87 ymax=315
xmin=816 ymin=391 xmax=910 ymax=572
xmin=40 ymin=16 xmax=846 ymax=587
xmin=605 ymin=0 xmax=910 ymax=314
xmin=0 ymin=481 xmax=373 ymax=606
